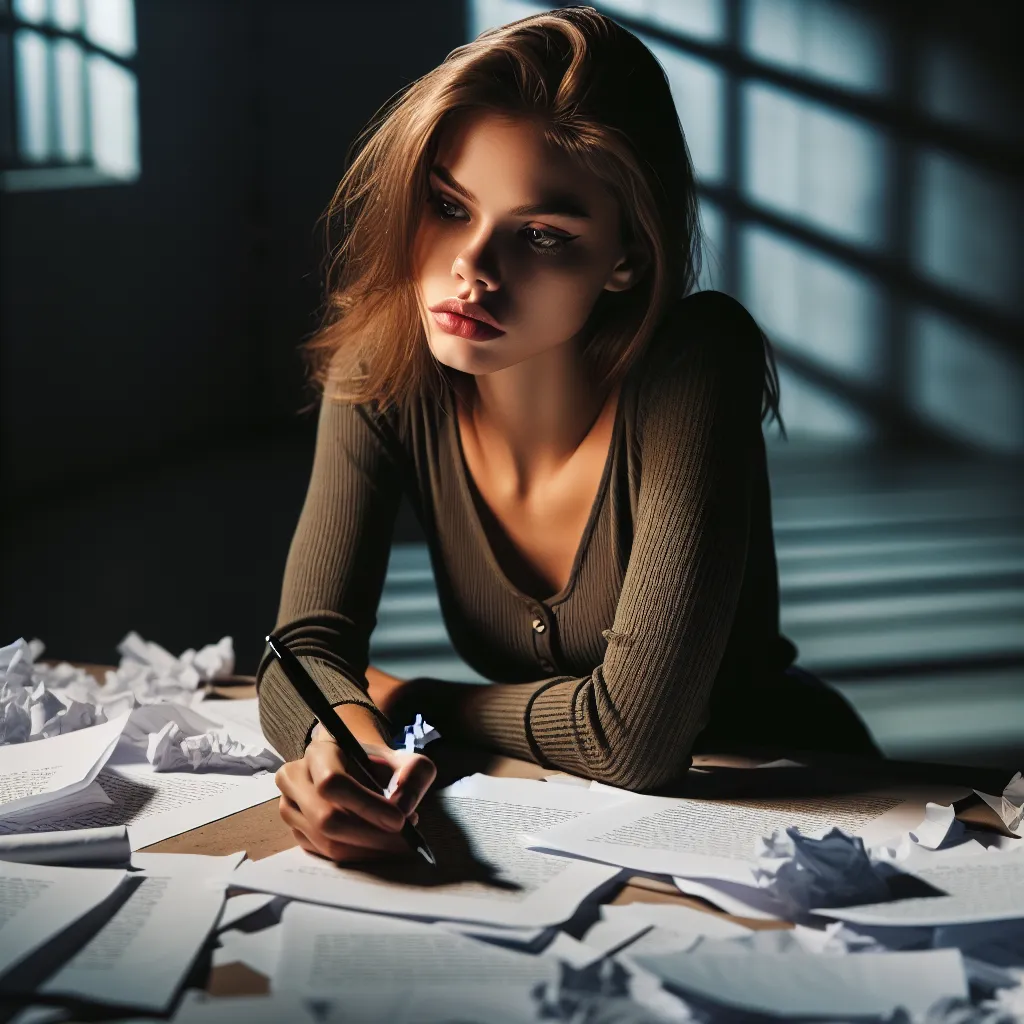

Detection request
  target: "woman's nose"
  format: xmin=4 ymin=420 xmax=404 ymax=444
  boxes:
xmin=451 ymin=236 xmax=500 ymax=291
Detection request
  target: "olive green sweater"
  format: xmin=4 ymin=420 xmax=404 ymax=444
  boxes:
xmin=256 ymin=290 xmax=797 ymax=790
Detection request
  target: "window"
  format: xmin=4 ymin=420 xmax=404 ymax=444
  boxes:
xmin=1 ymin=0 xmax=140 ymax=191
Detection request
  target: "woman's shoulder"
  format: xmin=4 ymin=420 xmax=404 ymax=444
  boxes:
xmin=645 ymin=290 xmax=764 ymax=369
xmin=634 ymin=290 xmax=765 ymax=433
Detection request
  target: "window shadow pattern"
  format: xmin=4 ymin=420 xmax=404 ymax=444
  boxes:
xmin=470 ymin=0 xmax=1024 ymax=453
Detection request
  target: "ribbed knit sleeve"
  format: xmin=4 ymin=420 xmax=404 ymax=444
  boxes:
xmin=456 ymin=294 xmax=765 ymax=790
xmin=255 ymin=394 xmax=405 ymax=762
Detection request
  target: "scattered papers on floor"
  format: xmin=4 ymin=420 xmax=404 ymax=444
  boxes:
xmin=232 ymin=775 xmax=626 ymax=928
xmin=0 ymin=825 xmax=129 ymax=867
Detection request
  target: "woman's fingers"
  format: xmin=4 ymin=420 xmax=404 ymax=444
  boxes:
xmin=277 ymin=777 xmax=409 ymax=860
xmin=301 ymin=744 xmax=407 ymax=832
xmin=383 ymin=751 xmax=438 ymax=816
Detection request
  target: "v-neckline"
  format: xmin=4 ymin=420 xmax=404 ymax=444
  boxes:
xmin=448 ymin=377 xmax=626 ymax=608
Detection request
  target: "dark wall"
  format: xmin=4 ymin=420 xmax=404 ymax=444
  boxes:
xmin=0 ymin=1 xmax=460 ymax=670
xmin=1 ymin=0 xmax=464 ymax=498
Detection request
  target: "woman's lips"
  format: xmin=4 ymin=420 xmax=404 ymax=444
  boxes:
xmin=431 ymin=311 xmax=505 ymax=341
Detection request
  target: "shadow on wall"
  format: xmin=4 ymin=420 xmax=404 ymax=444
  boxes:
xmin=469 ymin=0 xmax=1024 ymax=453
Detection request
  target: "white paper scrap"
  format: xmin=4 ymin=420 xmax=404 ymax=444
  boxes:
xmin=395 ymin=712 xmax=441 ymax=754
xmin=0 ymin=825 xmax=129 ymax=867
xmin=233 ymin=775 xmax=625 ymax=927
xmin=975 ymin=771 xmax=1024 ymax=835
xmin=632 ymin=947 xmax=967 ymax=1017
xmin=909 ymin=802 xmax=966 ymax=850
xmin=0 ymin=860 xmax=127 ymax=978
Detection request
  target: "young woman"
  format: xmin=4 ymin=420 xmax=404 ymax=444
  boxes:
xmin=258 ymin=6 xmax=878 ymax=864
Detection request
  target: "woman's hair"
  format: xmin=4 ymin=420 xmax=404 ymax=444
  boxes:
xmin=302 ymin=5 xmax=784 ymax=433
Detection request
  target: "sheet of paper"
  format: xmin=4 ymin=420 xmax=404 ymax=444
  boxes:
xmin=528 ymin=787 xmax=956 ymax=883
xmin=215 ymin=892 xmax=276 ymax=932
xmin=39 ymin=852 xmax=233 ymax=1010
xmin=433 ymin=919 xmax=551 ymax=951
xmin=233 ymin=775 xmax=624 ymax=927
xmin=672 ymin=876 xmax=786 ymax=920
xmin=0 ymin=711 xmax=129 ymax=817
xmin=632 ymin=947 xmax=967 ymax=1017
xmin=0 ymin=780 xmax=112 ymax=828
xmin=0 ymin=825 xmax=129 ymax=867
xmin=212 ymin=923 xmax=283 ymax=977
xmin=131 ymin=850 xmax=246 ymax=880
xmin=136 ymin=991 xmax=319 ymax=1024
xmin=0 ymin=860 xmax=127 ymax=978
xmin=273 ymin=901 xmax=557 ymax=1023
xmin=822 ymin=848 xmax=1024 ymax=926
xmin=585 ymin=905 xmax=753 ymax=958
xmin=0 ymin=762 xmax=278 ymax=851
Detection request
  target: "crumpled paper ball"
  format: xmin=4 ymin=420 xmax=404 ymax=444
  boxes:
xmin=753 ymin=826 xmax=892 ymax=917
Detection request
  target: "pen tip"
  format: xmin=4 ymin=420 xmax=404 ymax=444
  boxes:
xmin=418 ymin=846 xmax=436 ymax=866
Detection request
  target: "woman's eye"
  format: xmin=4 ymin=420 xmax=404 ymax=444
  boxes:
xmin=429 ymin=192 xmax=573 ymax=256
xmin=523 ymin=226 xmax=570 ymax=255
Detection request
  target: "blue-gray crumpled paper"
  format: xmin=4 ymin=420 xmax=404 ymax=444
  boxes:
xmin=753 ymin=826 xmax=893 ymax=917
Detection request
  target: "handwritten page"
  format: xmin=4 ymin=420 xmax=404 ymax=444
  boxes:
xmin=233 ymin=775 xmax=625 ymax=927
xmin=0 ymin=860 xmax=127 ymax=978
xmin=39 ymin=853 xmax=237 ymax=1009
xmin=823 ymin=849 xmax=1024 ymax=926
xmin=0 ymin=712 xmax=129 ymax=818
xmin=528 ymin=788 xmax=950 ymax=883
xmin=632 ymin=947 xmax=967 ymax=1017
xmin=0 ymin=764 xmax=278 ymax=851
xmin=274 ymin=901 xmax=557 ymax=1023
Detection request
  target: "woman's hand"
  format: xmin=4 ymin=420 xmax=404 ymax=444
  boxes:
xmin=275 ymin=712 xmax=437 ymax=863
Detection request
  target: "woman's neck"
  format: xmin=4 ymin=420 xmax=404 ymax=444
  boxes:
xmin=456 ymin=344 xmax=613 ymax=498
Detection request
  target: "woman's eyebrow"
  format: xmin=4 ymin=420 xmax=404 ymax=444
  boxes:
xmin=429 ymin=165 xmax=592 ymax=220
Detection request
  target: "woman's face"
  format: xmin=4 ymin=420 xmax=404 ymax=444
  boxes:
xmin=413 ymin=110 xmax=637 ymax=376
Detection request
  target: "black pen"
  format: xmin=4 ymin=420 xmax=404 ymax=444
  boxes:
xmin=265 ymin=633 xmax=437 ymax=866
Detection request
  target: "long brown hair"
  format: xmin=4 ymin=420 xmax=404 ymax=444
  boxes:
xmin=302 ymin=5 xmax=784 ymax=433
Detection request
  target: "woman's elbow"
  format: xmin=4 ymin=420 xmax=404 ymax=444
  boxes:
xmin=586 ymin=742 xmax=693 ymax=793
